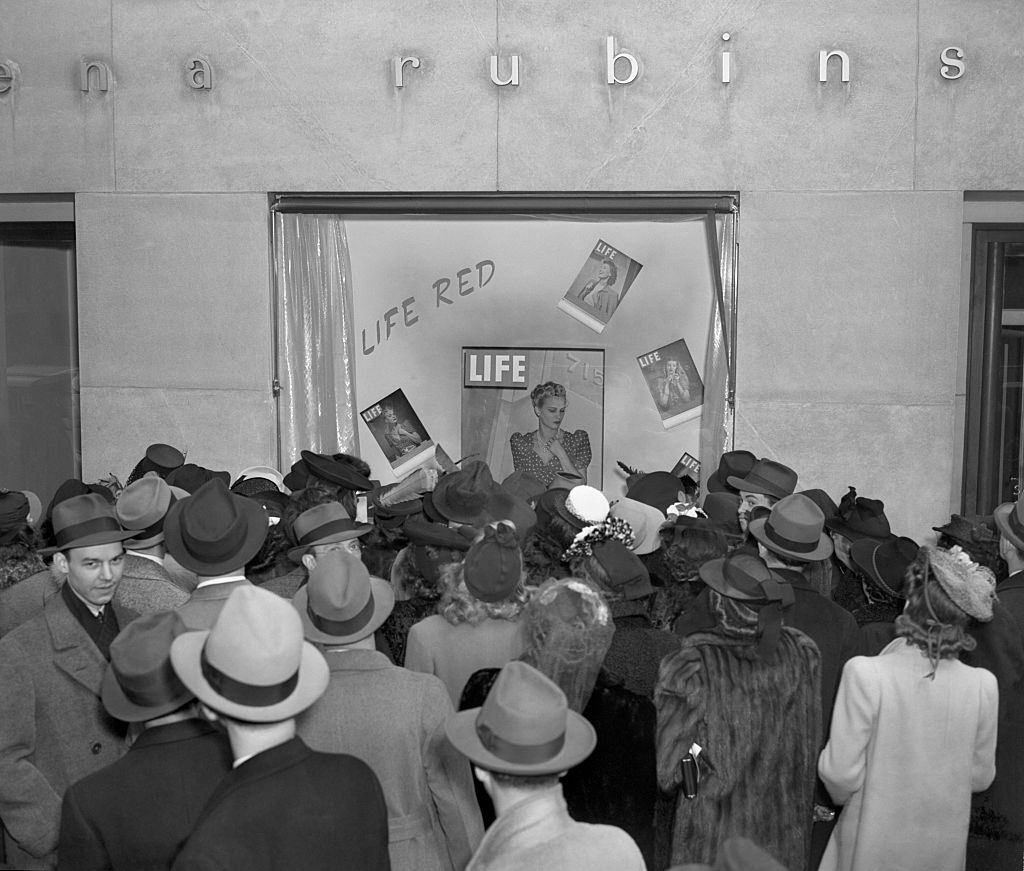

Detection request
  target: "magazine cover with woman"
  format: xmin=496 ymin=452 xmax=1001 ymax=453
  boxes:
xmin=461 ymin=347 xmax=605 ymax=489
xmin=359 ymin=387 xmax=435 ymax=476
xmin=556 ymin=239 xmax=644 ymax=334
xmin=636 ymin=337 xmax=704 ymax=428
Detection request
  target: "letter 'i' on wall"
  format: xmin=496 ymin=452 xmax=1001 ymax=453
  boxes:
xmin=606 ymin=36 xmax=639 ymax=84
xmin=940 ymin=46 xmax=965 ymax=80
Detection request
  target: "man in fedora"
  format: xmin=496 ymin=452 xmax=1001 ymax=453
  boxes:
xmin=748 ymin=493 xmax=860 ymax=865
xmin=115 ymin=476 xmax=191 ymax=614
xmin=446 ymin=660 xmax=645 ymax=871
xmin=0 ymin=494 xmax=139 ymax=868
xmin=57 ymin=611 xmax=233 ymax=870
xmin=169 ymin=584 xmax=389 ymax=871
xmin=727 ymin=458 xmax=798 ymax=535
xmin=295 ymin=550 xmax=483 ymax=871
xmin=165 ymin=478 xmax=269 ymax=630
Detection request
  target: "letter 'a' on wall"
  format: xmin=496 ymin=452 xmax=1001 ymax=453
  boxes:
xmin=271 ymin=196 xmax=737 ymax=493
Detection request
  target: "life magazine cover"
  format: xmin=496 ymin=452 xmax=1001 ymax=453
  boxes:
xmin=556 ymin=239 xmax=644 ymax=334
xmin=461 ymin=347 xmax=604 ymax=488
xmin=637 ymin=337 xmax=704 ymax=428
xmin=359 ymin=388 xmax=435 ymax=475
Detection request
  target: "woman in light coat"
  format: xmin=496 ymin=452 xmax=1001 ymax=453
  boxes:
xmin=818 ymin=545 xmax=999 ymax=871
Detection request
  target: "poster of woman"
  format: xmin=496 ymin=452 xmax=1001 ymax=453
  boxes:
xmin=461 ymin=347 xmax=604 ymax=488
xmin=556 ymin=239 xmax=644 ymax=334
xmin=636 ymin=337 xmax=704 ymax=428
xmin=360 ymin=387 xmax=435 ymax=475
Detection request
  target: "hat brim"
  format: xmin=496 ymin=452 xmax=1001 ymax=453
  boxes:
xmin=300 ymin=451 xmax=372 ymax=492
xmin=125 ymin=531 xmax=166 ymax=550
xmin=445 ymin=706 xmax=597 ymax=776
xmin=163 ymin=497 xmax=269 ymax=576
xmin=849 ymin=537 xmax=901 ymax=596
xmin=430 ymin=480 xmax=491 ymax=526
xmin=101 ymin=665 xmax=195 ymax=723
xmin=548 ymin=489 xmax=588 ymax=532
xmin=748 ymin=516 xmax=834 ymax=562
xmin=823 ymin=517 xmax=892 ymax=544
xmin=698 ymin=557 xmax=766 ymax=601
xmin=293 ymin=576 xmax=395 ymax=644
xmin=38 ymin=528 xmax=137 ymax=557
xmin=286 ymin=523 xmax=373 ymax=564
xmin=726 ymin=474 xmax=790 ymax=499
xmin=993 ymin=502 xmax=1024 ymax=552
xmin=170 ymin=630 xmax=329 ymax=723
xmin=705 ymin=472 xmax=735 ymax=494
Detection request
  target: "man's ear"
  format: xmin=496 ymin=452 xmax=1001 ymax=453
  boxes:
xmin=52 ymin=552 xmax=70 ymax=575
xmin=301 ymin=553 xmax=317 ymax=572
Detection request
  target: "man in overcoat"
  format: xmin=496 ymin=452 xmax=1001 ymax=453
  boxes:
xmin=295 ymin=550 xmax=483 ymax=871
xmin=0 ymin=494 xmax=138 ymax=869
xmin=57 ymin=610 xmax=233 ymax=870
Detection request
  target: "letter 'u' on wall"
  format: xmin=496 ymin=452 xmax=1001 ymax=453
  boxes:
xmin=818 ymin=49 xmax=850 ymax=83
xmin=490 ymin=55 xmax=520 ymax=86
xmin=80 ymin=59 xmax=111 ymax=92
xmin=606 ymin=36 xmax=639 ymax=85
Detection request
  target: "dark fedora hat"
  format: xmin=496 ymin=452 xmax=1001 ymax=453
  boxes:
xmin=994 ymin=495 xmax=1024 ymax=552
xmin=486 ymin=488 xmax=538 ymax=543
xmin=825 ymin=487 xmax=892 ymax=542
xmin=300 ymin=450 xmax=372 ymax=492
xmin=591 ymin=540 xmax=653 ymax=600
xmin=40 ymin=493 xmax=136 ymax=556
xmin=798 ymin=489 xmax=839 ymax=523
xmin=701 ymin=492 xmax=743 ymax=539
xmin=282 ymin=458 xmax=310 ymax=492
xmin=163 ymin=478 xmax=268 ymax=576
xmin=626 ymin=471 xmax=684 ymax=515
xmin=403 ymin=517 xmax=476 ymax=550
xmin=126 ymin=443 xmax=186 ymax=486
xmin=116 ymin=476 xmax=176 ymax=549
xmin=293 ymin=550 xmax=395 ymax=645
xmin=287 ymin=502 xmax=372 ymax=564
xmin=749 ymin=493 xmax=834 ymax=562
xmin=166 ymin=464 xmax=231 ymax=495
xmin=445 ymin=660 xmax=597 ymax=775
xmin=850 ymin=535 xmax=919 ymax=599
xmin=431 ymin=461 xmax=495 ymax=526
xmin=101 ymin=610 xmax=195 ymax=722
xmin=706 ymin=450 xmax=758 ymax=494
xmin=727 ymin=459 xmax=798 ymax=500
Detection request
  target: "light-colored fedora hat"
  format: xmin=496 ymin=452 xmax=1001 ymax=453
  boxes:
xmin=445 ymin=660 xmax=596 ymax=775
xmin=749 ymin=493 xmax=833 ymax=562
xmin=286 ymin=502 xmax=372 ymax=564
xmin=116 ymin=476 xmax=176 ymax=549
xmin=292 ymin=550 xmax=395 ymax=645
xmin=170 ymin=585 xmax=329 ymax=722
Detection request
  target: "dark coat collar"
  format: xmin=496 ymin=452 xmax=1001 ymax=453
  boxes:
xmin=131 ymin=718 xmax=221 ymax=751
xmin=772 ymin=567 xmax=813 ymax=591
xmin=999 ymin=570 xmax=1024 ymax=592
xmin=200 ymin=736 xmax=312 ymax=815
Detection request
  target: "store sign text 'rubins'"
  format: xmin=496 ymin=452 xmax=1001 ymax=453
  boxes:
xmin=0 ymin=37 xmax=968 ymax=96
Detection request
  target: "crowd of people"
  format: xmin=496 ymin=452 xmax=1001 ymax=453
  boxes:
xmin=0 ymin=441 xmax=1021 ymax=871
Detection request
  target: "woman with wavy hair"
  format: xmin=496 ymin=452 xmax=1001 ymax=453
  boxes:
xmin=509 ymin=381 xmax=591 ymax=487
xmin=405 ymin=521 xmax=528 ymax=705
xmin=817 ymin=546 xmax=999 ymax=871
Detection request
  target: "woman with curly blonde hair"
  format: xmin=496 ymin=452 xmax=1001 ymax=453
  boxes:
xmin=817 ymin=546 xmax=999 ymax=871
xmin=405 ymin=521 xmax=528 ymax=705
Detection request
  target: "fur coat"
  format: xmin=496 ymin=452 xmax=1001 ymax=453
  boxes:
xmin=656 ymin=626 xmax=821 ymax=870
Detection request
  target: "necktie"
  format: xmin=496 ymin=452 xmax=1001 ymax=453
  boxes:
xmin=94 ymin=606 xmax=121 ymax=661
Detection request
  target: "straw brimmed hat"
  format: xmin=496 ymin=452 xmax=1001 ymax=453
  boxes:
xmin=170 ymin=585 xmax=328 ymax=722
xmin=445 ymin=660 xmax=596 ymax=775
xmin=926 ymin=545 xmax=996 ymax=622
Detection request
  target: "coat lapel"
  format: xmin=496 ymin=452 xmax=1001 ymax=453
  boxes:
xmin=47 ymin=592 xmax=107 ymax=695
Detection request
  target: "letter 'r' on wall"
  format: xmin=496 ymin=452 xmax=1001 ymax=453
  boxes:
xmin=818 ymin=49 xmax=850 ymax=83
xmin=80 ymin=59 xmax=111 ymax=92
xmin=606 ymin=36 xmax=639 ymax=85
xmin=187 ymin=58 xmax=213 ymax=90
xmin=393 ymin=56 xmax=421 ymax=88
